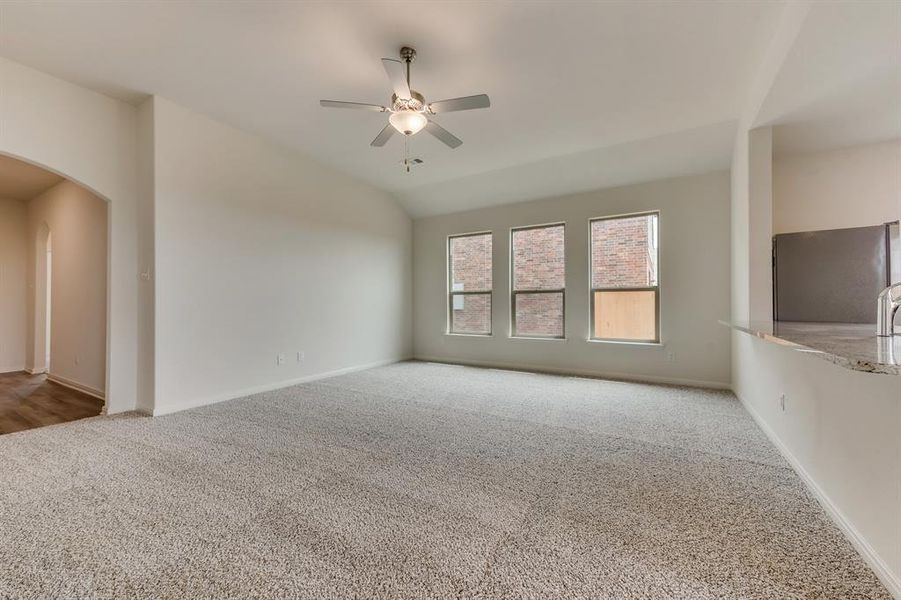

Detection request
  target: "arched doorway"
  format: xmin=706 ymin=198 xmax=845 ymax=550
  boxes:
xmin=0 ymin=63 xmax=141 ymax=416
xmin=0 ymin=154 xmax=109 ymax=433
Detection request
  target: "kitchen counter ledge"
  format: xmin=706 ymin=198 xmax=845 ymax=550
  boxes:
xmin=720 ymin=320 xmax=901 ymax=376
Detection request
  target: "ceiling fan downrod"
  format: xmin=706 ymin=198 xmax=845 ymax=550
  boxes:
xmin=400 ymin=46 xmax=416 ymax=89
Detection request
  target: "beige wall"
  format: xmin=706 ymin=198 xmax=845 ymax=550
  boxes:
xmin=0 ymin=198 xmax=28 ymax=372
xmin=413 ymin=171 xmax=732 ymax=388
xmin=0 ymin=58 xmax=415 ymax=416
xmin=135 ymin=99 xmax=156 ymax=415
xmin=25 ymin=180 xmax=108 ymax=397
xmin=149 ymin=97 xmax=412 ymax=415
xmin=733 ymin=129 xmax=901 ymax=594
xmin=0 ymin=57 xmax=138 ymax=413
xmin=774 ymin=139 xmax=901 ymax=234
xmin=733 ymin=333 xmax=901 ymax=593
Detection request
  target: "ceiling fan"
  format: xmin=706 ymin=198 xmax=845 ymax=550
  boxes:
xmin=320 ymin=46 xmax=490 ymax=155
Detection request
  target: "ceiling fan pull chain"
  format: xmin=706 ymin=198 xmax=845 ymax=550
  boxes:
xmin=404 ymin=136 xmax=410 ymax=173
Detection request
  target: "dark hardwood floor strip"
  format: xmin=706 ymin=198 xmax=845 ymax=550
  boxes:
xmin=0 ymin=371 xmax=104 ymax=435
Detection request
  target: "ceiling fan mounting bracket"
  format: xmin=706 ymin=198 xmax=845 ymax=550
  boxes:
xmin=399 ymin=46 xmax=417 ymax=63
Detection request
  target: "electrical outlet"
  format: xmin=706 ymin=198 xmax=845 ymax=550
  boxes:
xmin=779 ymin=393 xmax=786 ymax=411
xmin=666 ymin=351 xmax=675 ymax=363
xmin=277 ymin=353 xmax=287 ymax=366
xmin=297 ymin=351 xmax=305 ymax=363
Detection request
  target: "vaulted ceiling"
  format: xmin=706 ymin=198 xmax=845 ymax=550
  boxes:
xmin=0 ymin=1 xmax=896 ymax=217
xmin=757 ymin=1 xmax=901 ymax=156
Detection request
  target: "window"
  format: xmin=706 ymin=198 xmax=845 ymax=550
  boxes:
xmin=511 ymin=223 xmax=565 ymax=338
xmin=590 ymin=212 xmax=659 ymax=342
xmin=448 ymin=232 xmax=492 ymax=335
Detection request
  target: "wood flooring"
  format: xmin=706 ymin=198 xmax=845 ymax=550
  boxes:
xmin=0 ymin=371 xmax=104 ymax=435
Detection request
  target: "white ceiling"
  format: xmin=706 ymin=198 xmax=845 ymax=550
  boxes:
xmin=0 ymin=1 xmax=895 ymax=216
xmin=0 ymin=154 xmax=63 ymax=201
xmin=0 ymin=1 xmax=784 ymax=216
xmin=756 ymin=1 xmax=901 ymax=156
xmin=399 ymin=120 xmax=737 ymax=218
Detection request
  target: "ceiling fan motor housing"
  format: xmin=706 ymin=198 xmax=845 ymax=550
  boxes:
xmin=391 ymin=91 xmax=425 ymax=112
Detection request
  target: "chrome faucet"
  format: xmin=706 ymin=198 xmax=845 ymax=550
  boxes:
xmin=876 ymin=283 xmax=901 ymax=336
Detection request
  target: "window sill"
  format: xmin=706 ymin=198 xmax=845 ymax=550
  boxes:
xmin=586 ymin=338 xmax=665 ymax=347
xmin=445 ymin=332 xmax=493 ymax=338
xmin=510 ymin=336 xmax=567 ymax=342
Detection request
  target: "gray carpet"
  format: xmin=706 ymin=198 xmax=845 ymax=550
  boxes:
xmin=0 ymin=361 xmax=888 ymax=599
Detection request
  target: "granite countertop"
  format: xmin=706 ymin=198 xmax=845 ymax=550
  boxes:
xmin=720 ymin=320 xmax=901 ymax=375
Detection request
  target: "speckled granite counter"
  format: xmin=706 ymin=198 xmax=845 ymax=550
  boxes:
xmin=721 ymin=320 xmax=901 ymax=375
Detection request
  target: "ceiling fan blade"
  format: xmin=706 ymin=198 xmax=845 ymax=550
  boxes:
xmin=370 ymin=123 xmax=396 ymax=147
xmin=320 ymin=100 xmax=387 ymax=112
xmin=425 ymin=120 xmax=462 ymax=149
xmin=381 ymin=58 xmax=412 ymax=100
xmin=427 ymin=94 xmax=490 ymax=114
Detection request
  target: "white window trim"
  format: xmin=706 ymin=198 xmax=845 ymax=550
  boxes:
xmin=509 ymin=222 xmax=567 ymax=340
xmin=588 ymin=211 xmax=661 ymax=344
xmin=447 ymin=231 xmax=493 ymax=336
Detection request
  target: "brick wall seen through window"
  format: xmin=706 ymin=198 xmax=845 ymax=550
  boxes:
xmin=590 ymin=213 xmax=659 ymax=341
xmin=449 ymin=233 xmax=492 ymax=334
xmin=512 ymin=224 xmax=565 ymax=337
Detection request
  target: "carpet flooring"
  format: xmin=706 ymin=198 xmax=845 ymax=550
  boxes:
xmin=0 ymin=361 xmax=889 ymax=599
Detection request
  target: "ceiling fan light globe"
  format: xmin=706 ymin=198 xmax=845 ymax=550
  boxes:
xmin=389 ymin=110 xmax=427 ymax=136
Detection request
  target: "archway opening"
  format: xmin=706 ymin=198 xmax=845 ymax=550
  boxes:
xmin=0 ymin=154 xmax=108 ymax=434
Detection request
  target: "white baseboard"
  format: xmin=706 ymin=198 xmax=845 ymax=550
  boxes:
xmin=47 ymin=373 xmax=106 ymax=401
xmin=152 ymin=356 xmax=410 ymax=417
xmin=25 ymin=366 xmax=47 ymax=375
xmin=413 ymin=355 xmax=731 ymax=390
xmin=735 ymin=390 xmax=901 ymax=599
xmin=0 ymin=365 xmax=25 ymax=374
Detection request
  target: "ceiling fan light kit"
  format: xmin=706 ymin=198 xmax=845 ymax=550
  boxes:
xmin=320 ymin=46 xmax=490 ymax=170
xmin=389 ymin=108 xmax=427 ymax=136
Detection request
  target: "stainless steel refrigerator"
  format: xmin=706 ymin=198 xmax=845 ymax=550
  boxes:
xmin=773 ymin=221 xmax=900 ymax=323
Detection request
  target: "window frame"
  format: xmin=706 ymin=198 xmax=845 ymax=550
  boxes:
xmin=509 ymin=222 xmax=567 ymax=340
xmin=447 ymin=230 xmax=493 ymax=336
xmin=588 ymin=211 xmax=660 ymax=344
